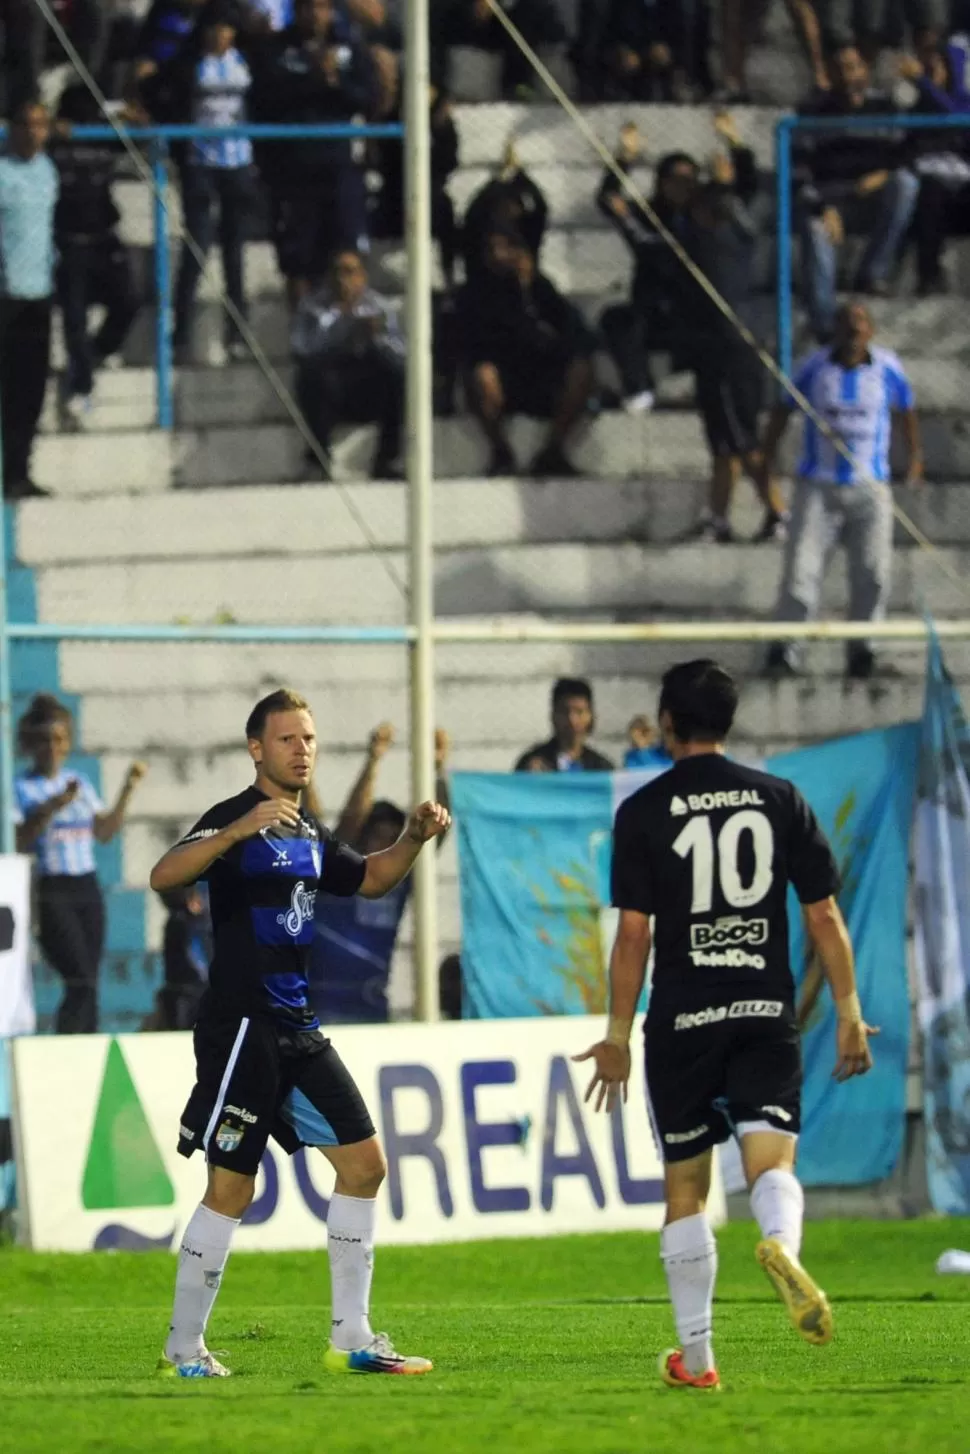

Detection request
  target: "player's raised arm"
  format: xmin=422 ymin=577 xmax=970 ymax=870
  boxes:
xmin=802 ymin=896 xmax=879 ymax=1081
xmin=358 ymin=800 xmax=451 ymax=899
xmin=149 ymin=797 xmax=303 ymax=892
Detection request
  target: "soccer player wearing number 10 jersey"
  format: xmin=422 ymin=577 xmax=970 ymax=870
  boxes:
xmin=149 ymin=689 xmax=450 ymax=1380
xmin=575 ymin=660 xmax=878 ymax=1391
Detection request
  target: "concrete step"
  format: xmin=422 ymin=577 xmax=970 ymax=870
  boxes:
xmin=32 ymin=537 xmax=965 ymax=630
xmin=29 ymin=412 xmax=970 ymax=494
xmin=16 ymin=478 xmax=970 ymax=568
xmin=52 ymin=635 xmax=958 ymax=703
xmin=79 ymin=671 xmax=927 ymax=759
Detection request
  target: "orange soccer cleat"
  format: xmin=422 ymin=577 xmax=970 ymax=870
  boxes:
xmin=658 ymin=1348 xmax=722 ymax=1392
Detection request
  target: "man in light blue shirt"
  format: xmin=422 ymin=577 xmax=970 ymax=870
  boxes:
xmin=0 ymin=100 xmax=58 ymax=498
xmin=760 ymin=301 xmax=923 ymax=679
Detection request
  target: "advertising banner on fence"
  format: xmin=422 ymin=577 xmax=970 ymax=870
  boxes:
xmin=452 ymin=725 xmax=918 ymax=1187
xmin=913 ymin=630 xmax=970 ymax=1214
xmin=12 ymin=1017 xmax=723 ymax=1251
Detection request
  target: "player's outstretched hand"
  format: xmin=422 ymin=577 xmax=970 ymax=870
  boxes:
xmin=571 ymin=1041 xmax=631 ymax=1113
xmin=833 ymin=1018 xmax=879 ymax=1082
xmin=406 ymin=800 xmax=451 ymax=844
xmin=230 ymin=797 xmax=303 ymax=843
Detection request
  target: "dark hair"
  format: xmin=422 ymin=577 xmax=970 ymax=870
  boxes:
xmin=365 ymin=799 xmax=407 ymax=837
xmin=17 ymin=693 xmax=72 ymax=754
xmin=551 ymin=677 xmax=594 ymax=711
xmin=658 ymin=659 xmax=738 ymax=743
xmin=245 ymin=688 xmax=312 ymax=740
xmin=655 ymin=151 xmax=698 ymax=187
xmin=12 ymin=97 xmax=48 ymax=125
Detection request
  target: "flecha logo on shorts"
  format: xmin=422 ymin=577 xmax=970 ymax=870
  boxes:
xmin=215 ymin=1121 xmax=244 ymax=1154
xmin=665 ymin=1124 xmax=709 ymax=1144
xmin=670 ymin=795 xmax=688 ymax=817
xmin=690 ymin=949 xmax=767 ymax=969
xmin=761 ymin=1104 xmax=793 ymax=1122
xmin=682 ymin=789 xmax=766 ymax=813
xmin=277 ymin=880 xmax=316 ymax=937
xmin=223 ymin=1103 xmax=258 ymax=1124
xmin=729 ymin=1000 xmax=783 ymax=1019
xmin=691 ymin=916 xmax=768 ymax=950
xmin=674 ymin=1006 xmax=728 ymax=1031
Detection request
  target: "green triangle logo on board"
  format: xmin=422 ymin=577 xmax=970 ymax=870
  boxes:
xmin=81 ymin=1038 xmax=175 ymax=1210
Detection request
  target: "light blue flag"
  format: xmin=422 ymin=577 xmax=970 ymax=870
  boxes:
xmin=771 ymin=725 xmax=919 ymax=1186
xmin=913 ymin=630 xmax=970 ymax=1213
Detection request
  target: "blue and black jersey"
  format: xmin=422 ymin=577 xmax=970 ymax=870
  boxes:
xmin=178 ymin=786 xmax=366 ymax=1029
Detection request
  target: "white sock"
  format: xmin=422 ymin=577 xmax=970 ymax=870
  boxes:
xmin=165 ymin=1203 xmax=239 ymax=1363
xmin=750 ymin=1168 xmax=804 ymax=1258
xmin=328 ymin=1193 xmax=377 ymax=1350
xmin=660 ymin=1213 xmax=717 ymax=1375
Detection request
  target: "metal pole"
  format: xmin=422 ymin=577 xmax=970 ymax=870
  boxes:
xmin=404 ymin=0 xmax=439 ymax=1023
xmin=776 ymin=118 xmax=794 ymax=385
xmin=152 ymin=138 xmax=174 ymax=431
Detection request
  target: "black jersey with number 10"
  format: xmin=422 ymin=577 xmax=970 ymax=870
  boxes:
xmin=611 ymin=755 xmax=840 ymax=1003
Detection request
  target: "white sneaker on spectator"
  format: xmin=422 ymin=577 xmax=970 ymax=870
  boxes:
xmin=622 ymin=389 xmax=655 ymax=415
xmin=57 ymin=387 xmax=92 ymax=431
xmin=99 ymin=353 xmax=124 ymax=371
xmin=225 ymin=341 xmax=249 ymax=364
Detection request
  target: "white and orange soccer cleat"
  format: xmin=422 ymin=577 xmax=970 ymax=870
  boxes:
xmin=658 ymin=1348 xmax=721 ymax=1392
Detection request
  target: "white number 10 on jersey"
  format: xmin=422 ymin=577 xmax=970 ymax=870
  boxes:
xmin=672 ymin=810 xmax=775 ymax=914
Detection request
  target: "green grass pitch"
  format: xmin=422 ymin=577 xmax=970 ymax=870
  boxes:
xmin=3 ymin=1220 xmax=969 ymax=1454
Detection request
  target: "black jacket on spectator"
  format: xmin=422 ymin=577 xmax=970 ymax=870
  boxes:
xmin=457 ymin=266 xmax=594 ymax=370
xmin=50 ymin=135 xmax=122 ymax=242
xmin=135 ymin=0 xmax=209 ymax=68
xmin=250 ymin=17 xmax=376 ymax=179
xmin=794 ymin=91 xmax=906 ymax=213
xmin=597 ymin=158 xmax=686 ymax=315
xmin=462 ymin=169 xmax=548 ymax=281
xmin=514 ymin=739 xmax=615 ymax=772
xmin=676 ymin=149 xmax=759 ymax=335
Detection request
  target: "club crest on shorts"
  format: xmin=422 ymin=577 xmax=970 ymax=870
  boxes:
xmin=215 ymin=1120 xmax=243 ymax=1154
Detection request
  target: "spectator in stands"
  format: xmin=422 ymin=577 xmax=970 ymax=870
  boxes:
xmin=902 ymin=40 xmax=970 ymax=295
xmin=309 ymin=723 xmax=450 ymax=1024
xmin=371 ymin=84 xmax=460 ymax=288
xmin=1 ymin=0 xmax=106 ymax=116
xmin=794 ymin=45 xmax=919 ymax=339
xmin=462 ymin=137 xmax=548 ymax=284
xmin=595 ymin=0 xmax=711 ymax=103
xmin=128 ymin=0 xmax=209 ymax=109
xmin=152 ymin=885 xmax=211 ymax=1029
xmin=292 ymin=247 xmax=405 ymax=478
xmin=251 ymin=0 xmax=376 ymax=309
xmin=624 ymin=714 xmax=673 ymax=770
xmin=720 ymin=0 xmax=829 ymax=102
xmin=762 ymin=302 xmax=922 ymax=679
xmin=515 ymin=678 xmax=614 ymax=772
xmin=459 ymin=228 xmax=595 ymax=478
xmin=678 ymin=114 xmax=788 ymax=543
xmin=818 ymin=0 xmax=944 ymax=61
xmin=0 ymin=100 xmax=57 ymax=501
xmin=432 ymin=0 xmax=568 ymax=102
xmin=51 ymin=85 xmax=139 ymax=430
xmin=13 ymin=694 xmax=148 ymax=1035
xmin=598 ymin=132 xmax=697 ymax=415
xmin=146 ymin=8 xmax=258 ymax=362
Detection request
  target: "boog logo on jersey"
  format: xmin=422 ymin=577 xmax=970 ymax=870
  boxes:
xmin=277 ymin=880 xmax=316 ymax=937
xmin=690 ymin=916 xmax=768 ymax=969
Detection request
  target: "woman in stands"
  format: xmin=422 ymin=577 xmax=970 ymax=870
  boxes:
xmin=13 ymin=694 xmax=147 ymax=1034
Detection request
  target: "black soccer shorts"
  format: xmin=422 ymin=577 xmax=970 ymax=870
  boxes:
xmin=644 ymin=993 xmax=802 ymax=1164
xmin=177 ymin=1012 xmax=376 ymax=1176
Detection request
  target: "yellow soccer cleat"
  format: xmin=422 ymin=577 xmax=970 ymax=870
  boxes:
xmin=155 ymin=1350 xmax=232 ymax=1378
xmin=756 ymin=1238 xmax=834 ymax=1346
xmin=658 ymin=1348 xmax=721 ymax=1392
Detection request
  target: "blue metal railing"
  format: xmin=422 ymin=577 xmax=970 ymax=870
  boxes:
xmin=775 ymin=111 xmax=970 ymax=381
xmin=50 ymin=122 xmax=404 ymax=428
